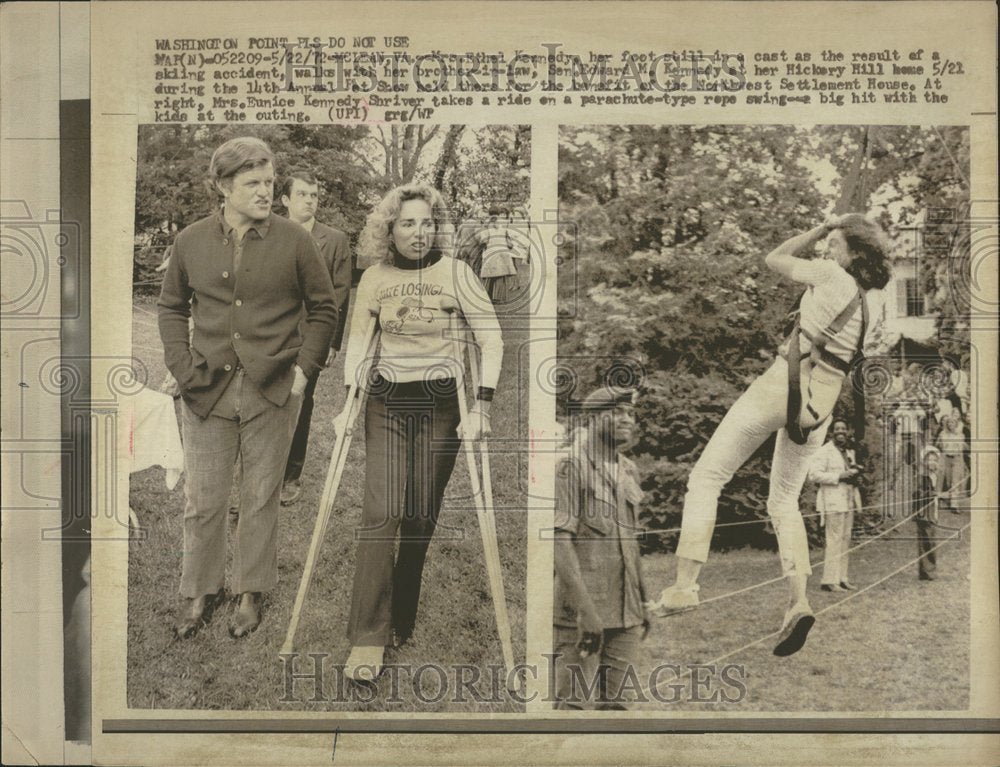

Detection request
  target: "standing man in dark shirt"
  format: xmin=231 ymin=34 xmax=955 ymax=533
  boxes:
xmin=552 ymin=385 xmax=651 ymax=709
xmin=158 ymin=137 xmax=338 ymax=639
xmin=914 ymin=446 xmax=944 ymax=581
xmin=278 ymin=170 xmax=353 ymax=506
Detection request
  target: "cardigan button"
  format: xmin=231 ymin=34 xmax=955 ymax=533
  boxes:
xmin=235 ymin=299 xmax=243 ymax=307
xmin=224 ymin=364 xmax=233 ymax=372
xmin=233 ymin=332 xmax=241 ymax=340
xmin=222 ymin=271 xmax=230 ymax=278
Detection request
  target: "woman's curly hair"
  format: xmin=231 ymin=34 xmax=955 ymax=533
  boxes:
xmin=358 ymin=183 xmax=452 ymax=266
xmin=835 ymin=213 xmax=891 ymax=290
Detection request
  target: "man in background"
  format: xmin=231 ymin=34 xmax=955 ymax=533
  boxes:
xmin=808 ymin=419 xmax=862 ymax=592
xmin=914 ymin=446 xmax=944 ymax=581
xmin=552 ymin=385 xmax=651 ymax=709
xmin=278 ymin=170 xmax=352 ymax=506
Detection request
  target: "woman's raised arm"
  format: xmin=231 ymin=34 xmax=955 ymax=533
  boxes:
xmin=764 ymin=216 xmax=840 ymax=281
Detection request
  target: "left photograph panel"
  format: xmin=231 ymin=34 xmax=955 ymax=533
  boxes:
xmin=127 ymin=124 xmax=531 ymax=712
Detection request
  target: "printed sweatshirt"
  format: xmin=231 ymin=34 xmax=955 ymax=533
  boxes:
xmin=342 ymin=253 xmax=504 ymax=397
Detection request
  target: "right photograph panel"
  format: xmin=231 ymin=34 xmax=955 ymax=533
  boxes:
xmin=552 ymin=124 xmax=972 ymax=712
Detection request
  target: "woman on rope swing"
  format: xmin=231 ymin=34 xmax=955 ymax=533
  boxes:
xmin=651 ymin=213 xmax=890 ymax=656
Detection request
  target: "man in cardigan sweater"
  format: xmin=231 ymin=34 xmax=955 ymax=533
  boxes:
xmin=278 ymin=170 xmax=352 ymax=506
xmin=158 ymin=137 xmax=337 ymax=639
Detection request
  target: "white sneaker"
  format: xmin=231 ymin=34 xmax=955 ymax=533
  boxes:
xmin=344 ymin=645 xmax=384 ymax=682
xmin=649 ymin=584 xmax=700 ymax=617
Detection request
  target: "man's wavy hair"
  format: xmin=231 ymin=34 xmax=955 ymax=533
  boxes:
xmin=358 ymin=183 xmax=451 ymax=266
xmin=209 ymin=136 xmax=273 ymax=190
xmin=834 ymin=213 xmax=891 ymax=290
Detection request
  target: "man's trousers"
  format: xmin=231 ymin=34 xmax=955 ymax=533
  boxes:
xmin=284 ymin=370 xmax=321 ymax=483
xmin=178 ymin=369 xmax=300 ymax=598
xmin=552 ymin=625 xmax=644 ymax=710
xmin=821 ymin=507 xmax=854 ymax=586
xmin=916 ymin=517 xmax=938 ymax=579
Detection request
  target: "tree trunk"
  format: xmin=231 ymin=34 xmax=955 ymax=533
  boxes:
xmin=388 ymin=126 xmax=401 ymax=185
xmin=432 ymin=125 xmax=466 ymax=190
xmin=834 ymin=126 xmax=874 ymax=214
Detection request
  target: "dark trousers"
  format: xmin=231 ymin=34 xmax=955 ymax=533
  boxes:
xmin=916 ymin=517 xmax=937 ymax=578
xmin=347 ymin=379 xmax=461 ymax=646
xmin=283 ymin=372 xmax=320 ymax=482
xmin=552 ymin=625 xmax=644 ymax=710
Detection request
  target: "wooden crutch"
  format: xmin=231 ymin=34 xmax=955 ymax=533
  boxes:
xmin=447 ymin=310 xmax=516 ymax=684
xmin=464 ymin=325 xmax=508 ymax=650
xmin=281 ymin=313 xmax=379 ymax=656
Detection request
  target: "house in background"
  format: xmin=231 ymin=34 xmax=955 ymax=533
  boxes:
xmin=883 ymin=252 xmax=937 ymax=343
xmin=882 ymin=222 xmax=938 ymax=346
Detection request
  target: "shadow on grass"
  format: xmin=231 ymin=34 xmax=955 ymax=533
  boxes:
xmin=634 ymin=522 xmax=970 ymax=712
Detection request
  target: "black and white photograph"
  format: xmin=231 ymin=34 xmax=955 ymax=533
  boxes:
xmin=127 ymin=124 xmax=531 ymax=711
xmin=553 ymin=124 xmax=972 ymax=711
xmin=4 ymin=1 xmax=999 ymax=764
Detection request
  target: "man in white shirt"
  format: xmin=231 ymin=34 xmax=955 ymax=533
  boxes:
xmin=808 ymin=419 xmax=862 ymax=591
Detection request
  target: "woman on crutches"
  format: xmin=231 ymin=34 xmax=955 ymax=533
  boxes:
xmin=651 ymin=213 xmax=890 ymax=656
xmin=336 ymin=183 xmax=504 ymax=681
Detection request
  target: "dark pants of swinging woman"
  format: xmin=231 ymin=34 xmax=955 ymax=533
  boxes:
xmin=347 ymin=377 xmax=462 ymax=646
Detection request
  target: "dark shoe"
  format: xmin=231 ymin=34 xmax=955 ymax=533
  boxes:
xmin=773 ymin=608 xmax=816 ymax=657
xmin=839 ymin=581 xmax=857 ymax=591
xmin=280 ymin=479 xmax=302 ymax=506
xmin=820 ymin=583 xmax=844 ymax=592
xmin=174 ymin=589 xmax=223 ymax=639
xmin=229 ymin=592 xmax=262 ymax=638
xmin=919 ymin=573 xmax=936 ymax=581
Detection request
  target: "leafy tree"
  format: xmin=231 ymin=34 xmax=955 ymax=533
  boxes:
xmin=439 ymin=125 xmax=530 ymax=219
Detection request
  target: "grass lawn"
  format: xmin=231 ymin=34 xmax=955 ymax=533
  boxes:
xmin=635 ymin=515 xmax=971 ymax=711
xmin=129 ymin=287 xmax=971 ymax=714
xmin=128 ymin=289 xmax=529 ymax=712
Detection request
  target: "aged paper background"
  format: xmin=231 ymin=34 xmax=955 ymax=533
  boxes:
xmin=2 ymin=3 xmax=90 ymax=764
xmin=5 ymin=0 xmax=998 ymax=765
